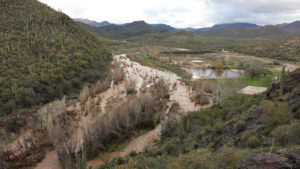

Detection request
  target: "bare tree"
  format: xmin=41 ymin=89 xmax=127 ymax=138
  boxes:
xmin=79 ymin=85 xmax=90 ymax=104
xmin=125 ymin=78 xmax=137 ymax=94
xmin=154 ymin=78 xmax=169 ymax=99
xmin=52 ymin=126 xmax=77 ymax=169
xmin=112 ymin=60 xmax=124 ymax=84
xmin=194 ymin=93 xmax=210 ymax=105
xmin=0 ymin=145 xmax=5 ymax=169
xmin=149 ymin=48 xmax=159 ymax=60
xmin=210 ymin=78 xmax=242 ymax=105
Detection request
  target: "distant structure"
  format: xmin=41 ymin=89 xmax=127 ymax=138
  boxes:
xmin=221 ymin=49 xmax=229 ymax=53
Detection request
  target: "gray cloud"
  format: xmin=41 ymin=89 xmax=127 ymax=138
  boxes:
xmin=206 ymin=0 xmax=300 ymax=25
xmin=144 ymin=7 xmax=189 ymax=25
xmin=39 ymin=0 xmax=300 ymax=28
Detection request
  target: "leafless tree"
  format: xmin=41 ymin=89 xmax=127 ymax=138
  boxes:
xmin=0 ymin=145 xmax=5 ymax=169
xmin=209 ymin=78 xmax=242 ymax=105
xmin=154 ymin=78 xmax=169 ymax=99
xmin=52 ymin=126 xmax=76 ymax=169
xmin=112 ymin=60 xmax=124 ymax=84
xmin=125 ymin=78 xmax=137 ymax=94
xmin=79 ymin=85 xmax=90 ymax=104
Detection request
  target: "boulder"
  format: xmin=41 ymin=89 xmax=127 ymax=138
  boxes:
xmin=284 ymin=149 xmax=300 ymax=168
xmin=237 ymin=153 xmax=291 ymax=169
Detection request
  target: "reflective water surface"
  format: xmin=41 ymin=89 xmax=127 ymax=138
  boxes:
xmin=190 ymin=68 xmax=242 ymax=79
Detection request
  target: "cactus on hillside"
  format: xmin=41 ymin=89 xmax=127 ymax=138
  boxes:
xmin=76 ymin=141 xmax=92 ymax=169
xmin=182 ymin=116 xmax=187 ymax=133
xmin=279 ymin=66 xmax=286 ymax=97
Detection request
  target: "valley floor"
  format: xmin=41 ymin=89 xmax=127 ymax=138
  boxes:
xmin=5 ymin=51 xmax=299 ymax=169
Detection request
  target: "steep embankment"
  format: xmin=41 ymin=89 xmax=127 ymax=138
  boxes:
xmin=31 ymin=54 xmax=210 ymax=169
xmin=0 ymin=0 xmax=111 ymax=114
xmin=84 ymin=54 xmax=211 ymax=167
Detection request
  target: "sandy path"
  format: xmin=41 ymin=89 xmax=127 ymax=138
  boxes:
xmin=34 ymin=151 xmax=61 ymax=169
xmin=86 ymin=125 xmax=161 ymax=167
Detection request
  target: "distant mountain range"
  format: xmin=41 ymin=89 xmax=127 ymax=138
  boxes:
xmin=73 ymin=18 xmax=111 ymax=27
xmin=74 ymin=18 xmax=300 ymax=39
xmin=277 ymin=21 xmax=300 ymax=33
xmin=77 ymin=20 xmax=168 ymax=39
xmin=200 ymin=21 xmax=300 ymax=38
xmin=149 ymin=24 xmax=178 ymax=32
xmin=185 ymin=23 xmax=258 ymax=33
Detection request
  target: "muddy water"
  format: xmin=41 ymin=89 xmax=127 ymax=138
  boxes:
xmin=190 ymin=68 xmax=242 ymax=79
xmin=33 ymin=54 xmax=211 ymax=169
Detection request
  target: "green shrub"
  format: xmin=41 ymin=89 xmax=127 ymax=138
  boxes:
xmin=245 ymin=66 xmax=262 ymax=79
xmin=261 ymin=100 xmax=293 ymax=130
xmin=241 ymin=130 xmax=253 ymax=143
xmin=129 ymin=151 xmax=137 ymax=157
xmin=168 ymin=150 xmax=213 ymax=169
xmin=245 ymin=136 xmax=260 ymax=148
xmin=144 ymin=147 xmax=162 ymax=157
xmin=270 ymin=121 xmax=300 ymax=145
xmin=194 ymin=93 xmax=210 ymax=105
xmin=214 ymin=146 xmax=243 ymax=169
xmin=234 ymin=120 xmax=246 ymax=134
xmin=241 ymin=130 xmax=260 ymax=148
xmin=110 ymin=156 xmax=126 ymax=166
xmin=214 ymin=121 xmax=225 ymax=134
xmin=3 ymin=101 xmax=16 ymax=113
xmin=162 ymin=140 xmax=177 ymax=155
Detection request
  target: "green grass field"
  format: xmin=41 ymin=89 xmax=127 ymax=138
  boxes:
xmin=240 ymin=72 xmax=280 ymax=87
xmin=142 ymin=53 xmax=162 ymax=65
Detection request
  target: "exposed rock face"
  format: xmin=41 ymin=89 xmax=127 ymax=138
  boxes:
xmin=4 ymin=148 xmax=45 ymax=169
xmin=284 ymin=149 xmax=300 ymax=169
xmin=267 ymin=68 xmax=300 ymax=96
xmin=237 ymin=153 xmax=291 ymax=169
xmin=237 ymin=150 xmax=300 ymax=169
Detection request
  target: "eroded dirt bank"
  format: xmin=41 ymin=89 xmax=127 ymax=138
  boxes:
xmin=84 ymin=54 xmax=211 ymax=168
xmin=8 ymin=54 xmax=211 ymax=169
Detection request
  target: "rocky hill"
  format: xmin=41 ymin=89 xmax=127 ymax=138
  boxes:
xmin=0 ymin=0 xmax=111 ymax=114
xmin=79 ymin=21 xmax=169 ymax=39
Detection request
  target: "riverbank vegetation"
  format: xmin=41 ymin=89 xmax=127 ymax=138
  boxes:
xmin=97 ymin=68 xmax=300 ymax=169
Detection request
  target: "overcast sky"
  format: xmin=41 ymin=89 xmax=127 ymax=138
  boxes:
xmin=38 ymin=0 xmax=300 ymax=28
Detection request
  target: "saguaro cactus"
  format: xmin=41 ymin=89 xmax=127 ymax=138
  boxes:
xmin=182 ymin=116 xmax=187 ymax=133
xmin=76 ymin=141 xmax=92 ymax=169
xmin=279 ymin=66 xmax=286 ymax=97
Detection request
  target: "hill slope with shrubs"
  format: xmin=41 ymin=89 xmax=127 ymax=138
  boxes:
xmin=78 ymin=21 xmax=169 ymax=40
xmin=0 ymin=0 xmax=111 ymax=114
xmin=98 ymin=69 xmax=300 ymax=169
